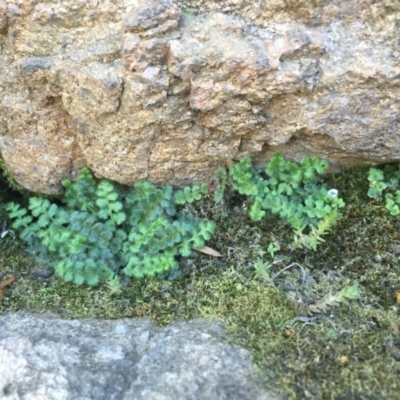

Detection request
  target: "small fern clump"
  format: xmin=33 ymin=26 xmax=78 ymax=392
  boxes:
xmin=368 ymin=165 xmax=400 ymax=216
xmin=6 ymin=169 xmax=215 ymax=286
xmin=308 ymin=284 xmax=362 ymax=314
xmin=214 ymin=153 xmax=345 ymax=249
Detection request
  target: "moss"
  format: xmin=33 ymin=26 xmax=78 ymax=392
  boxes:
xmin=1 ymin=165 xmax=400 ymax=398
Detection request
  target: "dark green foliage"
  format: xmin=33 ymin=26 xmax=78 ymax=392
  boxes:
xmin=214 ymin=153 xmax=345 ymax=248
xmin=7 ymin=169 xmax=215 ymax=285
xmin=213 ymin=167 xmax=229 ymax=203
xmin=368 ymin=165 xmax=400 ymax=216
xmin=0 ymin=153 xmax=26 ymax=193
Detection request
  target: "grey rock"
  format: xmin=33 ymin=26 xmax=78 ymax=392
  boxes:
xmin=0 ymin=312 xmax=273 ymax=400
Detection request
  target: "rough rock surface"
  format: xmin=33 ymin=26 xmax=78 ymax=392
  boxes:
xmin=0 ymin=312 xmax=272 ymax=400
xmin=0 ymin=0 xmax=399 ymax=194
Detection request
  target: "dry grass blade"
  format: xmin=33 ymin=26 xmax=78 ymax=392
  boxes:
xmin=0 ymin=276 xmax=16 ymax=295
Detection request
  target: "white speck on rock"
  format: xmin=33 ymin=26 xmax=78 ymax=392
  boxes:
xmin=114 ymin=324 xmax=128 ymax=335
xmin=96 ymin=345 xmax=125 ymax=362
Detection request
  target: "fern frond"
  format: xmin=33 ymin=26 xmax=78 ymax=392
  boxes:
xmin=308 ymin=284 xmax=362 ymax=314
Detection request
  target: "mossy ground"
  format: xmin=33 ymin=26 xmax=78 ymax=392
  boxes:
xmin=1 ymin=166 xmax=400 ymax=399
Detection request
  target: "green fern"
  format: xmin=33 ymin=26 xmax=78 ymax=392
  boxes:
xmin=213 ymin=167 xmax=229 ymax=203
xmin=7 ymin=169 xmax=215 ymax=286
xmin=292 ymin=211 xmax=342 ymax=251
xmin=174 ymin=183 xmax=209 ymax=204
xmin=368 ymin=165 xmax=400 ymax=216
xmin=213 ymin=153 xmax=345 ymax=250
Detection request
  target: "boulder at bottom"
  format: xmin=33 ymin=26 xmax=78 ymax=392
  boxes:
xmin=0 ymin=312 xmax=273 ymax=400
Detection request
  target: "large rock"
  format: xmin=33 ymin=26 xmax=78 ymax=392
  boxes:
xmin=0 ymin=312 xmax=272 ymax=400
xmin=0 ymin=0 xmax=399 ymax=194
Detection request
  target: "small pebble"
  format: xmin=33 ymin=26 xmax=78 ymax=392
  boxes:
xmin=32 ymin=269 xmax=54 ymax=279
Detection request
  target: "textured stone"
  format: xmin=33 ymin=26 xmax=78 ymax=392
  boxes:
xmin=0 ymin=312 xmax=272 ymax=400
xmin=0 ymin=0 xmax=399 ymax=194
